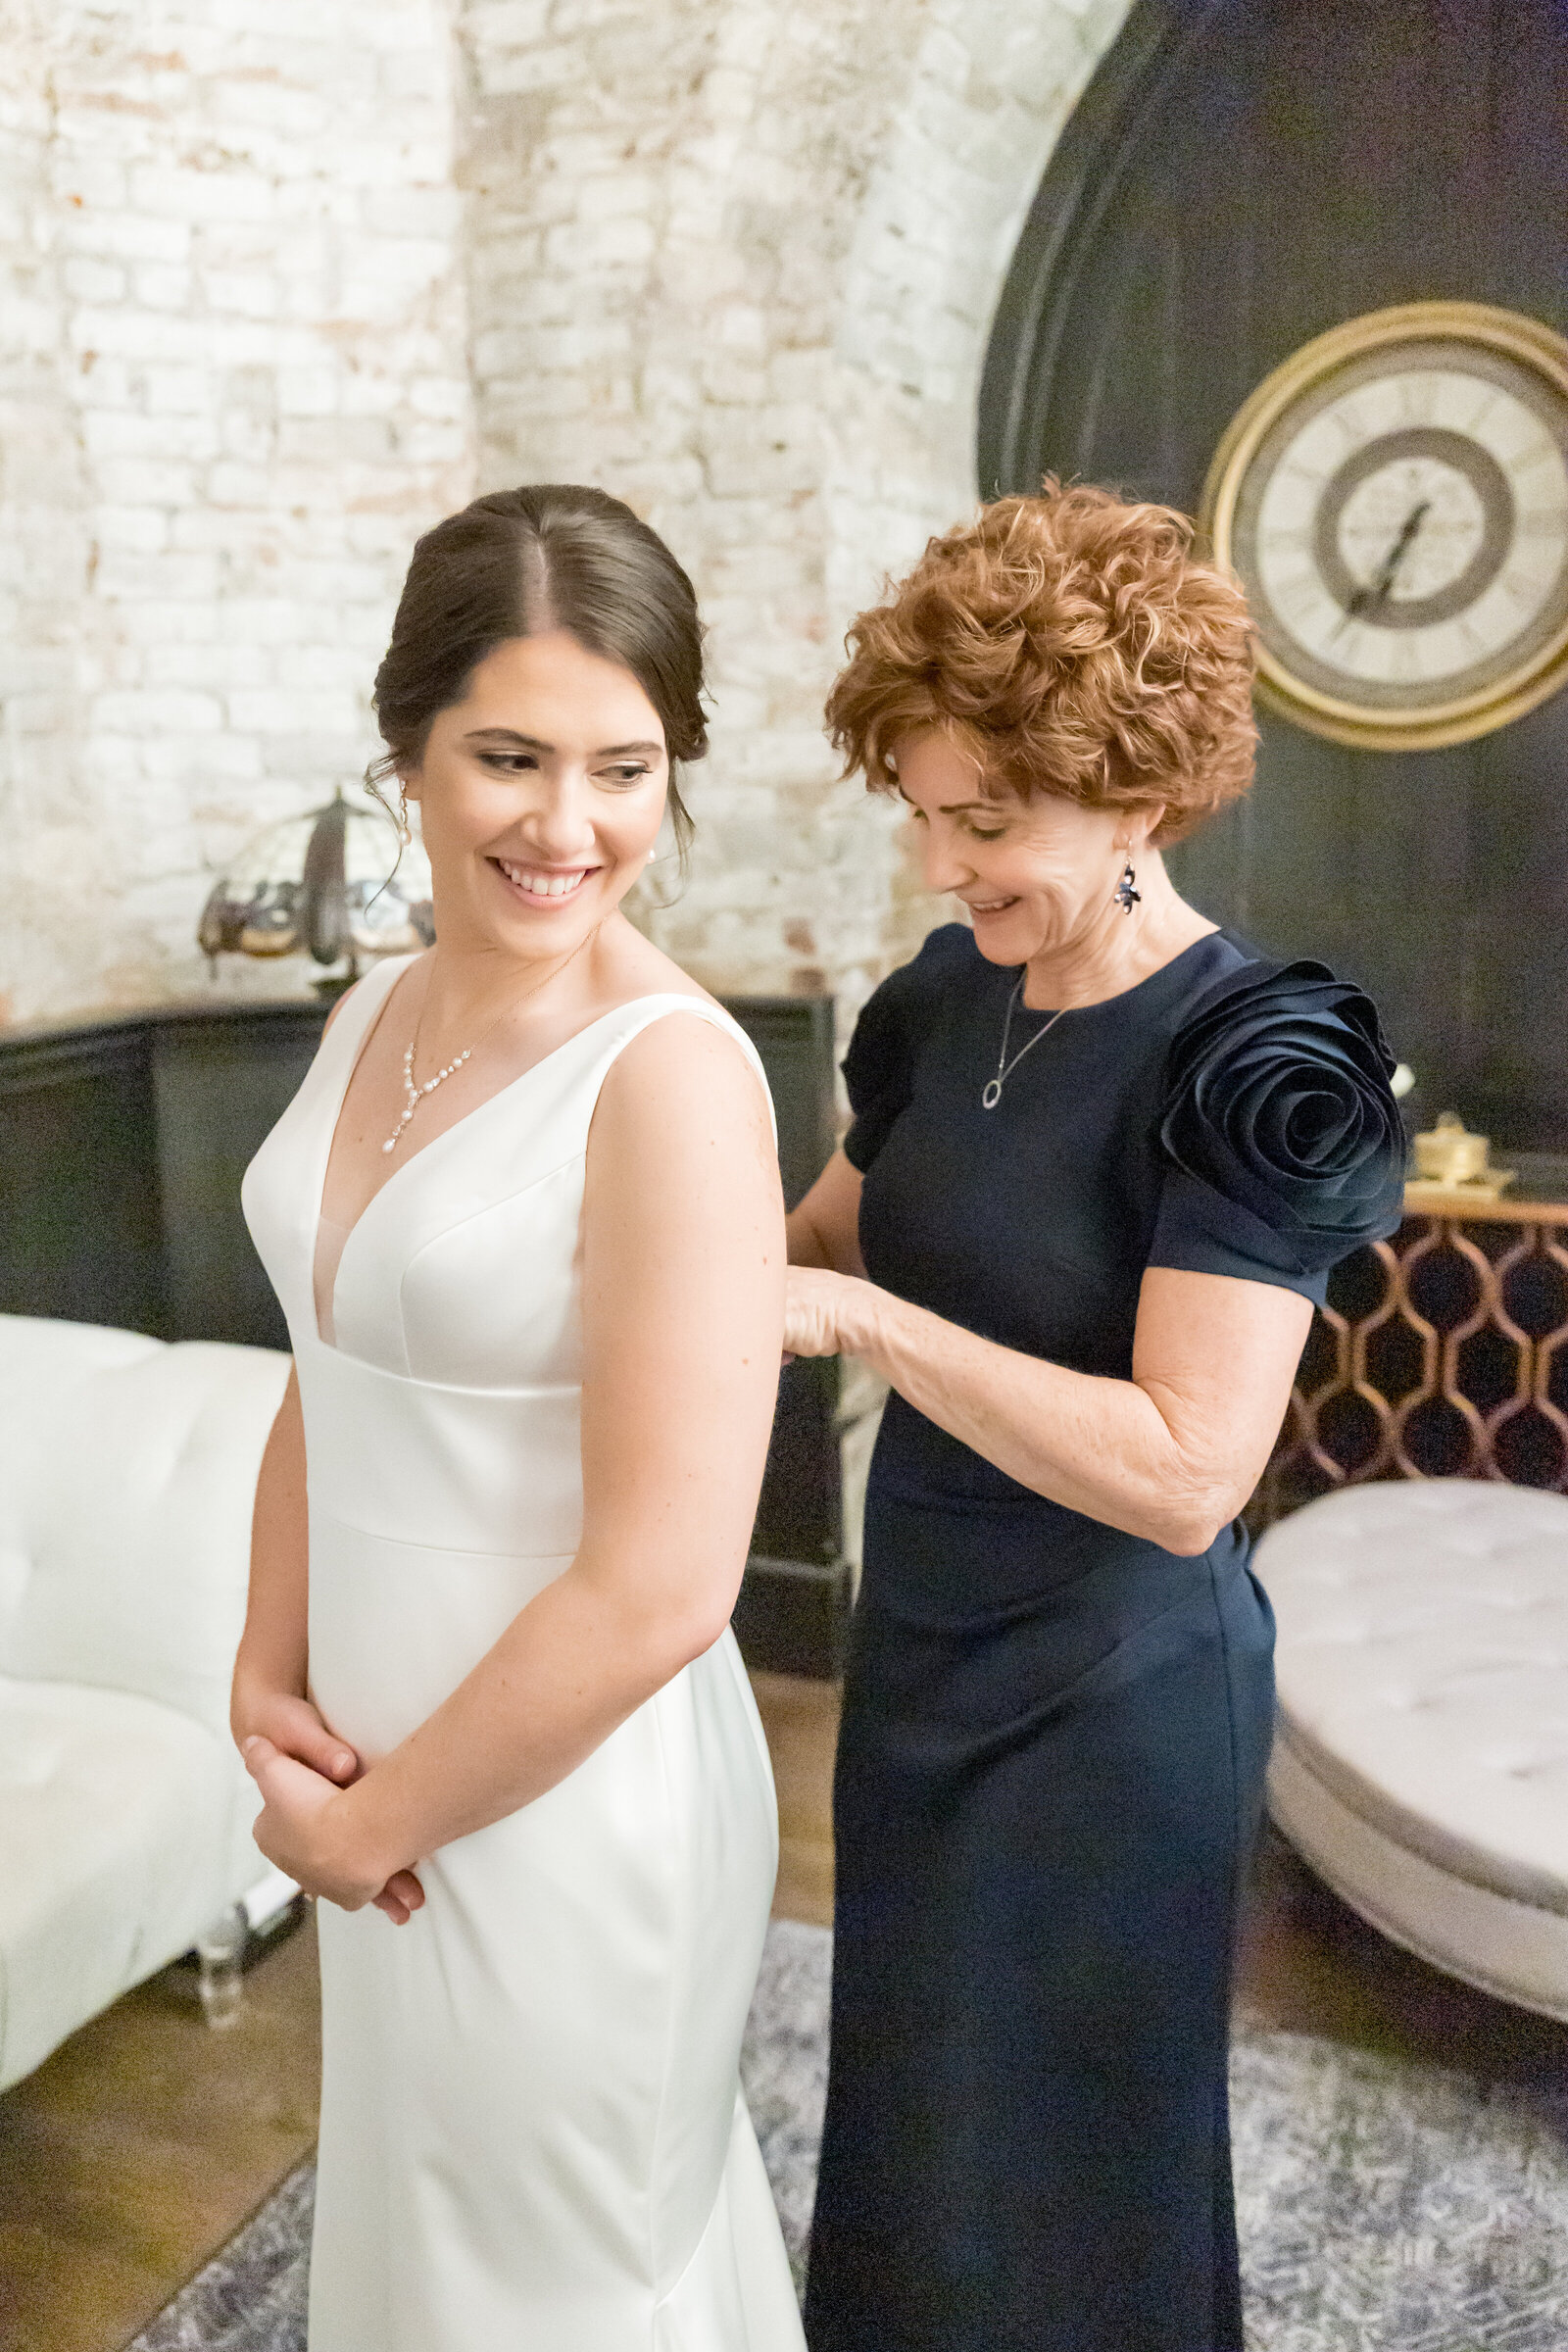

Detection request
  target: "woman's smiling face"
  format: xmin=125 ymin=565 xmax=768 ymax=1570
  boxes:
xmin=402 ymin=630 xmax=669 ymax=961
xmin=894 ymin=730 xmax=1154 ymax=968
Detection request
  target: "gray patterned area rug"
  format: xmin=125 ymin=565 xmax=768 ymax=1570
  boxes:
xmin=131 ymin=1920 xmax=1568 ymax=2352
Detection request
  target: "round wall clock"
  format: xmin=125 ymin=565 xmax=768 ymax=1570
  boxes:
xmin=1200 ymin=302 xmax=1568 ymax=751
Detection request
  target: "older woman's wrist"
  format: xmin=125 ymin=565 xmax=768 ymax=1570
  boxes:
xmin=839 ymin=1275 xmax=908 ymax=1371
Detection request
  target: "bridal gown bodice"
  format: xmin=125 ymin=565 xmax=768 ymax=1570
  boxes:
xmin=242 ymin=954 xmax=804 ymax=2352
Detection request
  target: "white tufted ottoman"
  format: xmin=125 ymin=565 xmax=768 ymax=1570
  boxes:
xmin=1255 ymin=1479 xmax=1568 ymax=2022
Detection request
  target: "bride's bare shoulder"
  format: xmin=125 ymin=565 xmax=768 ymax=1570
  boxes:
xmin=589 ymin=915 xmax=713 ymax=1010
xmin=589 ymin=987 xmax=772 ymax=1177
xmin=586 ymin=1012 xmax=779 ymax=1254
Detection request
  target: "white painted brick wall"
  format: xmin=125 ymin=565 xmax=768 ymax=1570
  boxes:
xmin=0 ymin=0 xmax=474 ymax=1022
xmin=1 ymin=0 xmax=1132 ymax=1029
xmin=460 ymin=0 xmax=1133 ymax=1037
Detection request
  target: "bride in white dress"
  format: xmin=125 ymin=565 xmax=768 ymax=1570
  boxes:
xmin=232 ymin=485 xmax=806 ymax=2351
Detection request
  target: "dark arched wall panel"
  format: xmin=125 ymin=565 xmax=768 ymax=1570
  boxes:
xmin=982 ymin=0 xmax=1568 ymax=1149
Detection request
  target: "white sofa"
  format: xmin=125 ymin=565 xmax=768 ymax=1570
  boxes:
xmin=0 ymin=1313 xmax=292 ymax=2089
xmin=1257 ymin=1479 xmax=1568 ymax=2022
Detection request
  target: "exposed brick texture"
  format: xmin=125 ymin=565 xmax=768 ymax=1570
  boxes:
xmin=0 ymin=0 xmax=473 ymax=1019
xmin=461 ymin=0 xmax=1132 ymax=1036
xmin=1 ymin=0 xmax=1131 ymax=1027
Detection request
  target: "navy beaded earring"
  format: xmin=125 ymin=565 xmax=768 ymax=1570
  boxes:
xmin=1113 ymin=858 xmax=1141 ymax=913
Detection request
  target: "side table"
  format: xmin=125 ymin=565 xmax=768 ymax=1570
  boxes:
xmin=1255 ymin=1185 xmax=1568 ymax=1527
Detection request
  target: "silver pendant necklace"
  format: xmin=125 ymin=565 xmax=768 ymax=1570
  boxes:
xmin=982 ymin=975 xmax=1069 ymax=1109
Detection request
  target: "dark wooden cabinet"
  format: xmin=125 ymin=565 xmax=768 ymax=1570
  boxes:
xmin=1258 ymin=1183 xmax=1568 ymax=1525
xmin=0 ymin=994 xmax=849 ymax=1675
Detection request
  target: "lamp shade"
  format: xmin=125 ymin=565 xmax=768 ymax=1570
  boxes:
xmin=198 ymin=789 xmax=433 ymax=970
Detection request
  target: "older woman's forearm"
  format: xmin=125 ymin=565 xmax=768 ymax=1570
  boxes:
xmin=840 ymin=1282 xmax=1235 ymax=1553
xmin=786 ymin=1149 xmax=867 ymax=1278
xmin=785 ymin=1202 xmax=836 ymax=1270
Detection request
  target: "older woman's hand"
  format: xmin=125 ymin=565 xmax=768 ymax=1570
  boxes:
xmin=783 ymin=1264 xmax=870 ymax=1360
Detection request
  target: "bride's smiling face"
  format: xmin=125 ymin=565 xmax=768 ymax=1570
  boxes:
xmin=402 ymin=630 xmax=669 ymax=959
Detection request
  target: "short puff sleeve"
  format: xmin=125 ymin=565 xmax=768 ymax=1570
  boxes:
xmin=1151 ymin=956 xmax=1406 ymax=1304
xmin=841 ymin=924 xmax=968 ymax=1172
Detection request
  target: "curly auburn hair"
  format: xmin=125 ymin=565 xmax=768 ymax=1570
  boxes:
xmin=825 ymin=479 xmax=1258 ymax=845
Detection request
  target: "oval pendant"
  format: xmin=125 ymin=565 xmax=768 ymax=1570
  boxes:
xmin=981 ymin=1078 xmax=1003 ymax=1109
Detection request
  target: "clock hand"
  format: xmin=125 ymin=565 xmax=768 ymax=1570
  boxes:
xmin=1374 ymin=498 xmax=1432 ymax=603
xmin=1347 ymin=498 xmax=1431 ymax=617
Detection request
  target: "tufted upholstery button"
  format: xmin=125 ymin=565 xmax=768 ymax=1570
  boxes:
xmin=1254 ymin=1479 xmax=1568 ymax=2022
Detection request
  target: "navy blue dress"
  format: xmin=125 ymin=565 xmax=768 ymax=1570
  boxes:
xmin=803 ymin=924 xmax=1403 ymax=2352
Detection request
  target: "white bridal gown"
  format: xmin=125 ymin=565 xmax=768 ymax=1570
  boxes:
xmin=242 ymin=953 xmax=805 ymax=2352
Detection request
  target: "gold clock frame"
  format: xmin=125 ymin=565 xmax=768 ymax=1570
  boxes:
xmin=1199 ymin=301 xmax=1568 ymax=752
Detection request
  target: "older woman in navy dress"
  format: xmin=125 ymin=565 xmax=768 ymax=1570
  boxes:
xmin=785 ymin=482 xmax=1404 ymax=2352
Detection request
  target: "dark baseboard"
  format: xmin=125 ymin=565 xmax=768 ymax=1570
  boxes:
xmin=733 ymin=1554 xmax=851 ymax=1681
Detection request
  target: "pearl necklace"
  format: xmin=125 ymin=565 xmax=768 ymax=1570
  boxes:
xmin=382 ymin=1038 xmax=471 ymax=1153
xmin=381 ymin=935 xmax=592 ymax=1156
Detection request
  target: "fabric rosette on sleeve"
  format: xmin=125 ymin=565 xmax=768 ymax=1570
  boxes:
xmin=1159 ymin=958 xmax=1407 ymax=1276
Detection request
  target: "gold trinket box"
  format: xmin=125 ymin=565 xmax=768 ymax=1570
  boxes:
xmin=1407 ymin=1111 xmax=1516 ymax=1201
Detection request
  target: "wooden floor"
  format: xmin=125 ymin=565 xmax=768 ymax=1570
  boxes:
xmin=0 ymin=1672 xmax=839 ymax=2352
xmin=756 ymin=1668 xmax=838 ymax=1930
xmin=2 ymin=1669 xmax=1563 ymax=2352
xmin=0 ymin=1913 xmax=322 ymax=2352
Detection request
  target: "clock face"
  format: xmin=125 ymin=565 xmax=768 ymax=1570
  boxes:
xmin=1203 ymin=306 xmax=1568 ymax=749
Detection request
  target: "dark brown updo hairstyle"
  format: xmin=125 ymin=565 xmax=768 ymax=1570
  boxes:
xmin=369 ymin=484 xmax=707 ymax=862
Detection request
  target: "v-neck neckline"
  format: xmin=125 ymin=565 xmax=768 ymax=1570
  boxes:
xmin=308 ymin=957 xmax=708 ymax=1351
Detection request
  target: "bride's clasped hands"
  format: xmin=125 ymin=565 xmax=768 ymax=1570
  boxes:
xmin=240 ymin=1723 xmax=427 ymax=1926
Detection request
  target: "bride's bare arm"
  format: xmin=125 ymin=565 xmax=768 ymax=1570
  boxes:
xmin=245 ymin=1012 xmax=784 ymax=1904
xmin=232 ymin=991 xmax=375 ymax=1783
xmin=231 ymin=1365 xmax=355 ymax=1779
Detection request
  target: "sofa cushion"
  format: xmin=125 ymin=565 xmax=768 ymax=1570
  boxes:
xmin=0 ymin=1316 xmax=291 ymax=1740
xmin=1257 ymin=1480 xmax=1568 ymax=1915
xmin=0 ymin=1674 xmax=264 ymax=2091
